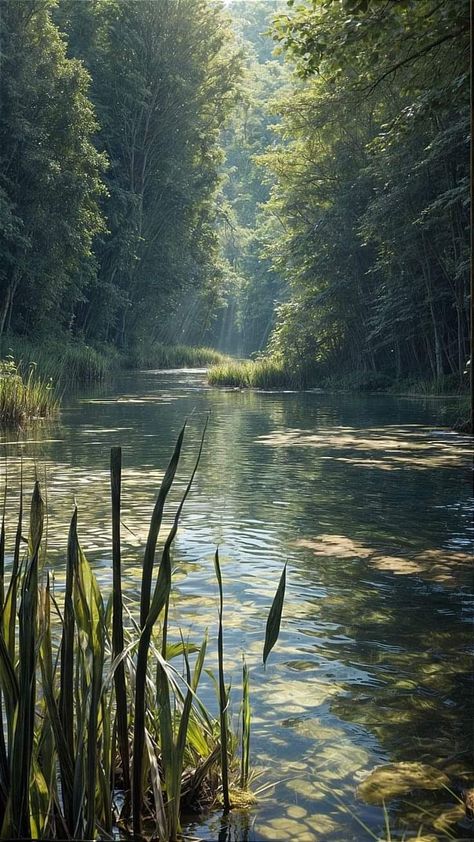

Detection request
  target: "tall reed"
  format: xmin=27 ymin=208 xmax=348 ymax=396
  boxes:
xmin=0 ymin=426 xmax=287 ymax=840
xmin=0 ymin=358 xmax=58 ymax=426
xmin=208 ymin=357 xmax=307 ymax=389
xmin=126 ymin=341 xmax=230 ymax=370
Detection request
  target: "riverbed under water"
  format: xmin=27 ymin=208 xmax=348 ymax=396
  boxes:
xmin=1 ymin=370 xmax=473 ymax=840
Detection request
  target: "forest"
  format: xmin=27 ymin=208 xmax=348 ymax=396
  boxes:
xmin=0 ymin=0 xmax=470 ymax=389
xmin=0 ymin=4 xmax=472 ymax=841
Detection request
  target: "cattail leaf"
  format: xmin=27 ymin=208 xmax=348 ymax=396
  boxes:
xmin=133 ymin=420 xmax=207 ymax=837
xmin=110 ymin=447 xmax=130 ymax=810
xmin=144 ymin=729 xmax=167 ymax=841
xmin=240 ymin=655 xmax=251 ymax=789
xmin=59 ymin=507 xmax=78 ymax=829
xmin=214 ymin=549 xmax=230 ymax=813
xmin=140 ymin=424 xmax=186 ymax=628
xmin=28 ymin=481 xmax=44 ymax=560
xmin=192 ymin=631 xmax=208 ymax=693
xmin=263 ymin=563 xmax=287 ymax=667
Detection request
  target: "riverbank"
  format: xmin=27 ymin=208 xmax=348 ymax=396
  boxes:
xmin=0 ymin=335 xmax=230 ymax=389
xmin=208 ymin=358 xmax=469 ymax=397
xmin=0 ymin=357 xmax=58 ymax=425
xmin=208 ymin=359 xmax=471 ymax=432
xmin=0 ymin=336 xmax=230 ymax=425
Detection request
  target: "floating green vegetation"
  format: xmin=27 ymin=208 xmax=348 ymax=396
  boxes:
xmin=208 ymin=357 xmax=308 ymax=389
xmin=127 ymin=341 xmax=230 ymax=370
xmin=0 ymin=424 xmax=286 ymax=840
xmin=0 ymin=357 xmax=58 ymax=426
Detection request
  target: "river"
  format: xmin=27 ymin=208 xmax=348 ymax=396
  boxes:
xmin=1 ymin=369 xmax=473 ymax=840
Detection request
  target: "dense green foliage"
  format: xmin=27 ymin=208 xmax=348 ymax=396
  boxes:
xmin=0 ymin=0 xmax=239 ymax=359
xmin=0 ymin=0 xmax=469 ymax=392
xmin=56 ymin=0 xmax=239 ymax=349
xmin=0 ymin=0 xmax=106 ymax=341
xmin=213 ymin=1 xmax=287 ymax=356
xmin=262 ymin=0 xmax=470 ymax=386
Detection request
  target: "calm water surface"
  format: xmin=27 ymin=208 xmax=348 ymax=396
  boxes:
xmin=1 ymin=370 xmax=473 ymax=840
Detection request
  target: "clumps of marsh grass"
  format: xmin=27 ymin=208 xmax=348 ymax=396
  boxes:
xmin=0 ymin=424 xmax=286 ymax=840
xmin=126 ymin=341 xmax=230 ymax=370
xmin=2 ymin=335 xmax=119 ymax=387
xmin=208 ymin=357 xmax=307 ymax=389
xmin=0 ymin=357 xmax=58 ymax=425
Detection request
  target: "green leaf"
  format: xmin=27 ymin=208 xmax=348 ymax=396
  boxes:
xmin=214 ymin=549 xmax=230 ymax=813
xmin=263 ymin=563 xmax=287 ymax=667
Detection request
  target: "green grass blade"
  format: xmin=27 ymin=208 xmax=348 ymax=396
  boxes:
xmin=156 ymin=658 xmax=174 ymax=834
xmin=38 ymin=593 xmax=74 ymax=833
xmin=160 ymin=415 xmax=208 ymax=660
xmin=240 ymin=656 xmax=251 ymax=790
xmin=28 ymin=479 xmax=44 ymax=559
xmin=133 ymin=564 xmax=171 ymax=835
xmin=144 ymin=729 xmax=168 ymax=841
xmin=133 ymin=420 xmax=207 ymax=835
xmin=0 ymin=632 xmax=19 ymax=715
xmin=165 ymin=641 xmax=199 ymax=661
xmin=192 ymin=630 xmax=208 ymax=693
xmin=170 ymin=637 xmax=194 ymax=840
xmin=263 ymin=563 xmax=287 ymax=667
xmin=59 ymin=507 xmax=78 ymax=830
xmin=8 ymin=465 xmax=23 ymax=663
xmin=0 ymin=515 xmax=5 ymax=611
xmin=214 ymin=549 xmax=230 ymax=814
xmin=140 ymin=425 xmax=185 ymax=628
xmin=110 ymin=447 xmax=130 ymax=810
xmin=10 ymin=481 xmax=43 ymax=837
xmin=75 ymin=539 xmax=106 ymax=840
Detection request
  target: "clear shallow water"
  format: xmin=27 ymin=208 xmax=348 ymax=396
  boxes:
xmin=1 ymin=370 xmax=473 ymax=840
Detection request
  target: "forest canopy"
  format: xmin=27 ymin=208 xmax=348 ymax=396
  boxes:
xmin=0 ymin=0 xmax=469 ymax=389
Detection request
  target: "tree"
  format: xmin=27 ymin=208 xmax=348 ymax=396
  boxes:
xmin=0 ymin=0 xmax=106 ymax=341
xmin=213 ymin=0 xmax=287 ymax=355
xmin=58 ymin=0 xmax=240 ymax=349
xmin=261 ymin=0 xmax=469 ymax=383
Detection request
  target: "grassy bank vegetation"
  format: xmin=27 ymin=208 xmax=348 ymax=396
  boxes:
xmin=2 ymin=335 xmax=120 ymax=388
xmin=126 ymin=341 xmax=229 ymax=371
xmin=208 ymin=357 xmax=308 ymax=390
xmin=0 ymin=358 xmax=58 ymax=425
xmin=209 ymin=357 xmax=469 ymax=397
xmin=2 ymin=335 xmax=230 ymax=395
xmin=0 ymin=428 xmax=285 ymax=840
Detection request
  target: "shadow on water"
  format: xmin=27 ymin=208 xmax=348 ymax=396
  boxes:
xmin=0 ymin=370 xmax=472 ymax=839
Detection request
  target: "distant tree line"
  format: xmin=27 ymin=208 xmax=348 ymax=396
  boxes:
xmin=261 ymin=0 xmax=470 ymax=385
xmin=214 ymin=0 xmax=287 ymax=357
xmin=0 ymin=0 xmax=469 ymax=387
xmin=0 ymin=0 xmax=239 ymax=351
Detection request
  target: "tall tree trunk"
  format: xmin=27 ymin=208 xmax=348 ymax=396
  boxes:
xmin=0 ymin=273 xmax=20 ymax=340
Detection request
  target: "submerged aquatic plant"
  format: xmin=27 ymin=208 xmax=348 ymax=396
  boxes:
xmin=0 ymin=424 xmax=286 ymax=840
